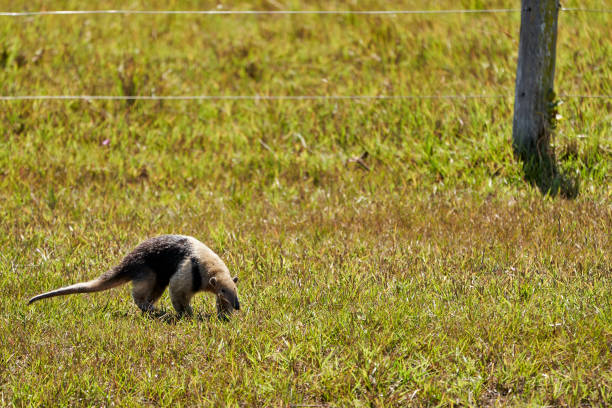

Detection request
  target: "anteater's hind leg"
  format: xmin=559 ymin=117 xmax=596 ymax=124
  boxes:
xmin=132 ymin=269 xmax=166 ymax=312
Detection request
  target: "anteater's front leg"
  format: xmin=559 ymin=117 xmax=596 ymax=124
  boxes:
xmin=169 ymin=262 xmax=194 ymax=316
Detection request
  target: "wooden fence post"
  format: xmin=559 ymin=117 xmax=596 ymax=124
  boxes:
xmin=512 ymin=0 xmax=561 ymax=161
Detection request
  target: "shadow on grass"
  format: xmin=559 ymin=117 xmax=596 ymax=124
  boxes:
xmin=519 ymin=150 xmax=579 ymax=199
xmin=109 ymin=308 xmax=214 ymax=325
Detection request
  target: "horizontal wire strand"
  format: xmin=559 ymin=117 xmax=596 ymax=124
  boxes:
xmin=0 ymin=94 xmax=609 ymax=101
xmin=0 ymin=9 xmax=524 ymax=17
xmin=0 ymin=94 xmax=511 ymax=101
xmin=1 ymin=8 xmax=611 ymax=16
xmin=559 ymin=94 xmax=612 ymax=99
xmin=561 ymin=8 xmax=612 ymax=13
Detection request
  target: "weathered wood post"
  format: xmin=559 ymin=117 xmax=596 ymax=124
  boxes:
xmin=512 ymin=0 xmax=560 ymax=161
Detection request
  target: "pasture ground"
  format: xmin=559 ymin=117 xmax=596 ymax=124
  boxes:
xmin=0 ymin=0 xmax=610 ymax=406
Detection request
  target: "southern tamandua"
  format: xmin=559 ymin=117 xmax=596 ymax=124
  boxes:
xmin=28 ymin=235 xmax=240 ymax=318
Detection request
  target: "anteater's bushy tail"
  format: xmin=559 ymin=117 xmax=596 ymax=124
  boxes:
xmin=28 ymin=272 xmax=129 ymax=305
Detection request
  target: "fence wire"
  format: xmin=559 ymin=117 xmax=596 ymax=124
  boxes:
xmin=0 ymin=9 xmax=522 ymax=16
xmin=0 ymin=94 xmax=510 ymax=101
xmin=1 ymin=8 xmax=611 ymax=16
xmin=0 ymin=94 xmax=609 ymax=101
xmin=561 ymin=8 xmax=612 ymax=13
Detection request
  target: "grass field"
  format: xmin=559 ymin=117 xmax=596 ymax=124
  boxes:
xmin=1 ymin=0 xmax=611 ymax=406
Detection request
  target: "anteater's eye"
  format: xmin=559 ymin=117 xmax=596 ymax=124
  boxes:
xmin=221 ymin=289 xmax=226 ymax=293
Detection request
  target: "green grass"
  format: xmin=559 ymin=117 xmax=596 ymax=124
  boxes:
xmin=1 ymin=0 xmax=611 ymax=406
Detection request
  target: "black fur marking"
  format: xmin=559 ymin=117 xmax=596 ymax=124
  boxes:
xmin=191 ymin=257 xmax=202 ymax=292
xmin=115 ymin=235 xmax=192 ymax=290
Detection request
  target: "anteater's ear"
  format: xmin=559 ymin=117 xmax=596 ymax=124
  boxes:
xmin=209 ymin=277 xmax=217 ymax=287
xmin=233 ymin=276 xmax=238 ymax=283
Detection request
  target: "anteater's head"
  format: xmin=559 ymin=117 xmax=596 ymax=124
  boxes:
xmin=209 ymin=275 xmax=240 ymax=320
